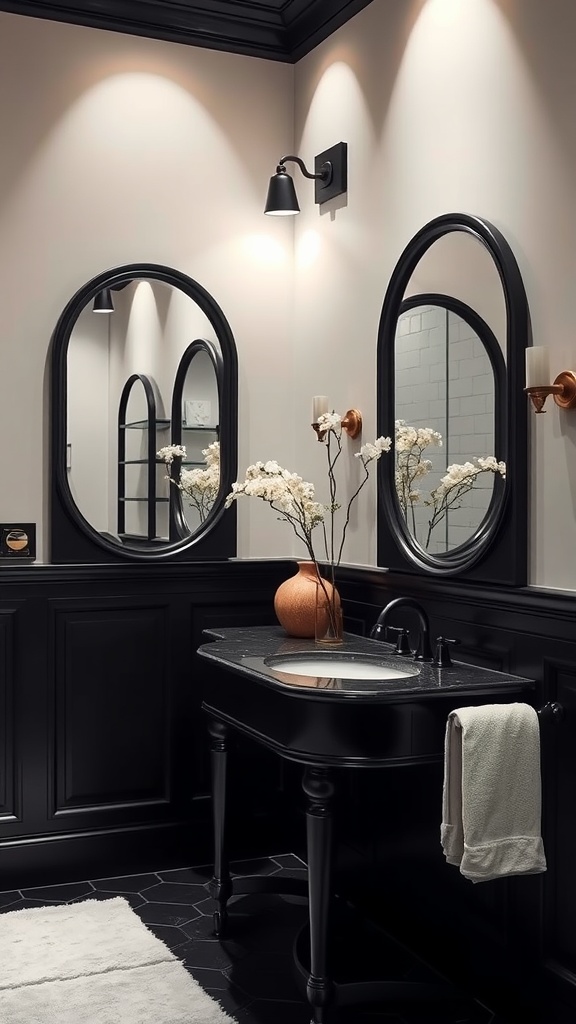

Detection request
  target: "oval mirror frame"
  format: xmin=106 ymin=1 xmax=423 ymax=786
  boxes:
xmin=50 ymin=263 xmax=238 ymax=564
xmin=377 ymin=213 xmax=529 ymax=584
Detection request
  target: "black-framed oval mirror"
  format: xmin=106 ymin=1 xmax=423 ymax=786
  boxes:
xmin=50 ymin=263 xmax=238 ymax=563
xmin=377 ymin=213 xmax=529 ymax=584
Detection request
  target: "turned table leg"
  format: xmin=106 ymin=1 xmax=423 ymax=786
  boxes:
xmin=302 ymin=766 xmax=335 ymax=1024
xmin=207 ymin=717 xmax=232 ymax=937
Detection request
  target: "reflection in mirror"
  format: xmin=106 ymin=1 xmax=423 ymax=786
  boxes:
xmin=160 ymin=339 xmax=222 ymax=539
xmin=52 ymin=263 xmax=238 ymax=563
xmin=377 ymin=213 xmax=529 ymax=584
xmin=66 ymin=279 xmax=221 ymax=548
xmin=118 ymin=373 xmax=167 ymax=544
xmin=394 ymin=296 xmax=504 ymax=554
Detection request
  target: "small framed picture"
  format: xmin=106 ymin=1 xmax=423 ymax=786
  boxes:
xmin=0 ymin=523 xmax=36 ymax=563
xmin=184 ymin=400 xmax=212 ymax=427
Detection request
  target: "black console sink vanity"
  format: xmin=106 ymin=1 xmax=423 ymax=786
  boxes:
xmin=197 ymin=625 xmax=534 ymax=1022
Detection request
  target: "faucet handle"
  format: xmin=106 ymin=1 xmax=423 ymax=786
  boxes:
xmin=385 ymin=625 xmax=412 ymax=655
xmin=433 ymin=636 xmax=460 ymax=668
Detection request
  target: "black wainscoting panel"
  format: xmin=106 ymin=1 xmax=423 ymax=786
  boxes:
xmin=0 ymin=608 xmax=19 ymax=822
xmin=50 ymin=602 xmax=170 ymax=815
xmin=2 ymin=559 xmax=576 ymax=1019
xmin=335 ymin=566 xmax=576 ymax=1020
xmin=0 ymin=559 xmax=293 ymax=885
xmin=542 ymin=662 xmax=576 ymax=1005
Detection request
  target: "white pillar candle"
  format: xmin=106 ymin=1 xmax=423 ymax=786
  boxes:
xmin=312 ymin=395 xmax=329 ymax=421
xmin=525 ymin=347 xmax=550 ymax=387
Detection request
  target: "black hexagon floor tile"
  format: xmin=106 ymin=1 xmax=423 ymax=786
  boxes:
xmin=143 ymin=880 xmax=210 ymax=904
xmin=156 ymin=865 xmax=212 ymax=884
xmin=177 ymin=937 xmax=239 ymax=971
xmin=203 ymin=984 xmax=254 ymax=1016
xmin=270 ymin=853 xmax=307 ymax=870
xmin=232 ymin=997 xmax=314 ymax=1023
xmin=185 ymin=965 xmax=235 ymax=991
xmin=20 ymin=881 xmax=94 ymax=902
xmin=227 ymin=950 xmax=305 ymax=1002
xmin=179 ymin=913 xmax=224 ymax=940
xmin=0 ymin=898 xmax=61 ymax=913
xmin=0 ymin=891 xmax=22 ymax=909
xmin=230 ymin=857 xmax=280 ymax=876
xmin=144 ymin=922 xmax=190 ymax=949
xmin=0 ymin=853 xmax=511 ymax=1024
xmin=70 ymin=891 xmax=145 ymax=909
xmin=90 ymin=872 xmax=159 ymax=892
xmin=193 ymin=895 xmax=220 ymax=916
xmin=133 ymin=901 xmax=201 ymax=928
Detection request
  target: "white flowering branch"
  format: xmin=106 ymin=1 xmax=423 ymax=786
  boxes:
xmin=423 ymin=456 xmax=506 ymax=549
xmin=157 ymin=441 xmax=220 ymax=523
xmin=393 ymin=421 xmax=505 ymax=550
xmin=225 ymin=416 xmax=391 ymax=637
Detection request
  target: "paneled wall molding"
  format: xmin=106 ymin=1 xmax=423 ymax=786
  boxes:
xmin=337 ymin=565 xmax=576 ymax=629
xmin=0 ymin=608 xmax=20 ymax=823
xmin=0 ymin=558 xmax=293 ymax=886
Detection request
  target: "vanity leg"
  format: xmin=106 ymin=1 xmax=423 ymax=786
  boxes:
xmin=207 ymin=717 xmax=231 ymax=937
xmin=302 ymin=766 xmax=335 ymax=1023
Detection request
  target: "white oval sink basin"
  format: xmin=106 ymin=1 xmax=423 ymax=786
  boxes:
xmin=264 ymin=654 xmax=419 ymax=681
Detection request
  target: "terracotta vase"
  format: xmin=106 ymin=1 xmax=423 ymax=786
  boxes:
xmin=274 ymin=561 xmax=342 ymax=643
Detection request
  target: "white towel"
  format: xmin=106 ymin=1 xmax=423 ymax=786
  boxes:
xmin=441 ymin=703 xmax=547 ymax=883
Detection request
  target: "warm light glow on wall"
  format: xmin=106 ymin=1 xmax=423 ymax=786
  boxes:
xmin=242 ymin=234 xmax=287 ymax=266
xmin=296 ymin=230 xmax=321 ymax=269
xmin=423 ymin=0 xmax=467 ymax=28
xmin=301 ymin=61 xmax=364 ymax=144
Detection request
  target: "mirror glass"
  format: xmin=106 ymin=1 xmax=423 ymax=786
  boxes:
xmin=394 ymin=295 xmax=503 ymax=554
xmin=67 ymin=280 xmax=221 ymax=547
xmin=377 ymin=214 xmax=529 ymax=583
xmin=52 ymin=264 xmax=238 ymax=563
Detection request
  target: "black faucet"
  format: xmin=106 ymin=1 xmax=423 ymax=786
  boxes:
xmin=370 ymin=596 xmax=433 ymax=661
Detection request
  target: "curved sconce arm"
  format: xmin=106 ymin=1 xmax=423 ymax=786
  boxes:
xmin=277 ymin=155 xmax=332 ymax=184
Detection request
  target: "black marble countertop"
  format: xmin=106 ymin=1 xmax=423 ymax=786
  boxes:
xmin=197 ymin=625 xmax=535 ymax=703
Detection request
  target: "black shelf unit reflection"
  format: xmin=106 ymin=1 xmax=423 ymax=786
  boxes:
xmin=117 ymin=374 xmax=169 ymax=542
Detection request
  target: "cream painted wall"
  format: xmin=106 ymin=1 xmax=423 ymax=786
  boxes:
xmin=0 ymin=12 xmax=296 ymax=561
xmin=293 ymin=0 xmax=576 ymax=589
xmin=3 ymin=2 xmax=576 ymax=586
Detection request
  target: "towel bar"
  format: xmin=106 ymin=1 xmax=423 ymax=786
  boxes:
xmin=537 ymin=701 xmax=563 ymax=722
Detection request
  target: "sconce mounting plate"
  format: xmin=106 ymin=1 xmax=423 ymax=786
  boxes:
xmin=314 ymin=142 xmax=347 ymax=205
xmin=553 ymin=371 xmax=576 ymax=409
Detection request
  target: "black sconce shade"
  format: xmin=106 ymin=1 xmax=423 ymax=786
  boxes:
xmin=264 ymin=167 xmax=300 ymax=216
xmin=93 ymin=288 xmax=114 ymax=313
xmin=264 ymin=142 xmax=347 ymax=216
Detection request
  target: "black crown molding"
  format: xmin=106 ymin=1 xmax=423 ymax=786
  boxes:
xmin=0 ymin=0 xmax=375 ymax=62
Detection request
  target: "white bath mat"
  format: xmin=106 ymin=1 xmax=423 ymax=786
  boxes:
xmin=0 ymin=895 xmax=235 ymax=1023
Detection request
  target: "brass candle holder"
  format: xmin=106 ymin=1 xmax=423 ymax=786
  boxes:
xmin=525 ymin=371 xmax=576 ymax=414
xmin=311 ymin=408 xmax=363 ymax=441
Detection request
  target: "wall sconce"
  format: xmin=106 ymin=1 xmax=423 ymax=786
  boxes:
xmin=311 ymin=395 xmax=362 ymax=441
xmin=264 ymin=142 xmax=348 ymax=215
xmin=92 ymin=288 xmax=114 ymax=313
xmin=525 ymin=347 xmax=576 ymax=413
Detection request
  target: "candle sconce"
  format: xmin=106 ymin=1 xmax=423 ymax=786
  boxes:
xmin=311 ymin=396 xmax=363 ymax=440
xmin=525 ymin=347 xmax=576 ymax=413
xmin=525 ymin=372 xmax=576 ymax=414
